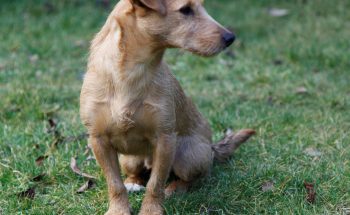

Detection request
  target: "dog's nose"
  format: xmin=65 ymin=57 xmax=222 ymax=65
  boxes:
xmin=222 ymin=32 xmax=236 ymax=47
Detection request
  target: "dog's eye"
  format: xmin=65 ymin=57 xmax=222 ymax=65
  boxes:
xmin=179 ymin=6 xmax=194 ymax=16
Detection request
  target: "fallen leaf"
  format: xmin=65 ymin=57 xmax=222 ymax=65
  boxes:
xmin=29 ymin=54 xmax=39 ymax=64
xmin=70 ymin=157 xmax=97 ymax=180
xmin=46 ymin=118 xmax=65 ymax=147
xmin=304 ymin=181 xmax=316 ymax=204
xmin=267 ymin=96 xmax=274 ymax=106
xmin=261 ymin=181 xmax=275 ymax=192
xmin=296 ymin=87 xmax=308 ymax=94
xmin=304 ymin=147 xmax=322 ymax=157
xmin=74 ymin=40 xmax=86 ymax=48
xmin=32 ymin=173 xmax=46 ymax=182
xmin=18 ymin=187 xmax=35 ymax=199
xmin=205 ymin=74 xmax=219 ymax=81
xmin=77 ymin=179 xmax=96 ymax=193
xmin=0 ymin=62 xmax=5 ymax=70
xmin=46 ymin=118 xmax=61 ymax=139
xmin=35 ymin=155 xmax=48 ymax=166
xmin=47 ymin=118 xmax=56 ymax=127
xmin=268 ymin=8 xmax=289 ymax=17
xmin=273 ymin=59 xmax=283 ymax=65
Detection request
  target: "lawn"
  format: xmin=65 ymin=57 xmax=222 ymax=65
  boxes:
xmin=1 ymin=0 xmax=350 ymax=214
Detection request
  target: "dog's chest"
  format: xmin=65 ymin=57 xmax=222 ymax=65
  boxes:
xmin=105 ymin=98 xmax=160 ymax=155
xmin=109 ymin=124 xmax=154 ymax=155
xmin=82 ymin=69 xmax=173 ymax=155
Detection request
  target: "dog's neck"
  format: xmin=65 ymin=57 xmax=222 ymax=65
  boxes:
xmin=88 ymin=11 xmax=166 ymax=104
xmin=113 ymin=19 xmax=165 ymax=89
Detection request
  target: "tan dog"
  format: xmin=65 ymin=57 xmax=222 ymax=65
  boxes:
xmin=80 ymin=0 xmax=255 ymax=214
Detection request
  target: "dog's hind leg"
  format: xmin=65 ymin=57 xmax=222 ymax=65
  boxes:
xmin=168 ymin=135 xmax=214 ymax=196
xmin=167 ymin=130 xmax=255 ymax=196
xmin=165 ymin=179 xmax=191 ymax=198
xmin=119 ymin=155 xmax=148 ymax=192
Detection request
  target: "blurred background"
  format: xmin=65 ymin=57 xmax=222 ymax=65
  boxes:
xmin=0 ymin=0 xmax=349 ymax=214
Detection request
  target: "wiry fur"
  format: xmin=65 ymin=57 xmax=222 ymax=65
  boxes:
xmin=80 ymin=0 xmax=254 ymax=214
xmin=212 ymin=129 xmax=256 ymax=162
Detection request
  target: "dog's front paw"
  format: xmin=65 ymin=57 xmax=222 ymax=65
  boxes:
xmin=139 ymin=198 xmax=163 ymax=215
xmin=104 ymin=208 xmax=131 ymax=215
xmin=124 ymin=183 xmax=145 ymax=193
xmin=105 ymin=199 xmax=131 ymax=215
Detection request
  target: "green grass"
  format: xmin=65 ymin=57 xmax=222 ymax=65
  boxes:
xmin=1 ymin=0 xmax=350 ymax=214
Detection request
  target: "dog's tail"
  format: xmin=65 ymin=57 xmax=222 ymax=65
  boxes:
xmin=212 ymin=129 xmax=256 ymax=162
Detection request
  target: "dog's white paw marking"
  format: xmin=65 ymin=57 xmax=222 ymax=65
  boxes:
xmin=124 ymin=183 xmax=145 ymax=193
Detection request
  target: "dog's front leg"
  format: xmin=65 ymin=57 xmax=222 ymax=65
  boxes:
xmin=90 ymin=136 xmax=131 ymax=215
xmin=140 ymin=133 xmax=176 ymax=215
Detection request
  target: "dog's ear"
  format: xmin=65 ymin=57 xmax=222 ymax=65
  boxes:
xmin=132 ymin=0 xmax=167 ymax=16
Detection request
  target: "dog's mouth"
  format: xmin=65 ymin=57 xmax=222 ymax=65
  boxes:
xmin=184 ymin=44 xmax=226 ymax=57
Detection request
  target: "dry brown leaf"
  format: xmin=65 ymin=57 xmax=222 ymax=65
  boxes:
xmin=261 ymin=181 xmax=275 ymax=192
xmin=77 ymin=179 xmax=96 ymax=193
xmin=267 ymin=96 xmax=274 ymax=106
xmin=0 ymin=62 xmax=5 ymax=71
xmin=268 ymin=8 xmax=289 ymax=17
xmin=304 ymin=181 xmax=316 ymax=204
xmin=296 ymin=87 xmax=308 ymax=94
xmin=29 ymin=54 xmax=39 ymax=64
xmin=47 ymin=118 xmax=57 ymax=130
xmin=32 ymin=173 xmax=46 ymax=182
xmin=35 ymin=155 xmax=48 ymax=166
xmin=46 ymin=118 xmax=60 ymax=137
xmin=74 ymin=40 xmax=86 ymax=48
xmin=18 ymin=187 xmax=35 ymax=199
xmin=273 ymin=59 xmax=283 ymax=65
xmin=70 ymin=157 xmax=97 ymax=180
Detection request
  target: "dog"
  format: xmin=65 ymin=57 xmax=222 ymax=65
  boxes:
xmin=80 ymin=0 xmax=255 ymax=214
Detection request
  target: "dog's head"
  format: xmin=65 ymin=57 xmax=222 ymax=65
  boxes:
xmin=126 ymin=0 xmax=235 ymax=56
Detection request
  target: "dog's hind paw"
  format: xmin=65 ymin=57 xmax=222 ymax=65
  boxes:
xmin=124 ymin=183 xmax=145 ymax=193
